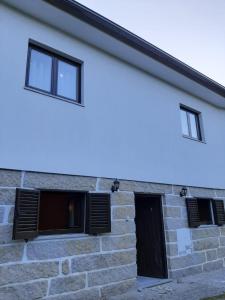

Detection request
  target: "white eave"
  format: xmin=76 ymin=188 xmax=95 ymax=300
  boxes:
xmin=3 ymin=0 xmax=225 ymax=108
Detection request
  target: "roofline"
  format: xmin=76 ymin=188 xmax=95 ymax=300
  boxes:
xmin=44 ymin=0 xmax=225 ymax=99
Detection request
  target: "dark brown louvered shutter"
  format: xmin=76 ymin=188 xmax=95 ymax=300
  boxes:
xmin=212 ymin=200 xmax=225 ymax=226
xmin=86 ymin=193 xmax=111 ymax=234
xmin=186 ymin=198 xmax=200 ymax=228
xmin=12 ymin=189 xmax=40 ymax=240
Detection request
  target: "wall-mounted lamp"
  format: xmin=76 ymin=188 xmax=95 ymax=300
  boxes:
xmin=111 ymin=179 xmax=120 ymax=193
xmin=180 ymin=187 xmax=188 ymax=197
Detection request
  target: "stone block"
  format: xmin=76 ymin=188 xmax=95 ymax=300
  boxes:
xmin=23 ymin=172 xmax=96 ymax=190
xmin=99 ymin=178 xmax=172 ymax=194
xmin=49 ymin=274 xmax=86 ymax=295
xmin=112 ymin=206 xmax=135 ymax=220
xmin=71 ymin=250 xmax=136 ymax=272
xmin=215 ymin=190 xmax=225 ymax=197
xmin=169 ymin=253 xmax=205 ymax=269
xmin=189 ymin=187 xmax=215 ymax=198
xmin=98 ymin=178 xmax=114 ymax=191
xmin=164 ymin=195 xmax=186 ymax=207
xmin=46 ymin=288 xmax=100 ymax=300
xmin=203 ymin=260 xmax=224 ymax=272
xmin=163 ymin=207 xmax=181 ymax=218
xmin=166 ymin=243 xmax=178 ymax=257
xmin=0 ymin=207 xmax=4 ymax=223
xmin=111 ymin=192 xmax=134 ymax=206
xmin=169 ymin=265 xmax=202 ymax=278
xmin=111 ymin=220 xmax=135 ymax=235
xmin=0 ymin=261 xmax=59 ymax=286
xmin=181 ymin=207 xmax=188 ymax=219
xmin=101 ymin=279 xmax=136 ymax=298
xmin=0 ymin=244 xmax=23 ymax=263
xmin=0 ymin=225 xmax=13 ymax=244
xmin=164 ymin=218 xmax=187 ymax=230
xmin=0 ymin=189 xmax=16 ymax=205
xmin=165 ymin=230 xmax=177 ymax=243
xmin=27 ymin=238 xmax=100 ymax=260
xmin=8 ymin=206 xmax=14 ymax=224
xmin=0 ymin=170 xmax=21 ymax=187
xmin=206 ymin=249 xmax=218 ymax=262
xmin=220 ymin=237 xmax=225 ymax=247
xmin=220 ymin=227 xmax=225 ymax=236
xmin=88 ymin=264 xmax=137 ymax=287
xmin=191 ymin=227 xmax=219 ymax=240
xmin=102 ymin=235 xmax=135 ymax=251
xmin=119 ymin=180 xmax=172 ymax=194
xmin=193 ymin=237 xmax=219 ymax=251
xmin=217 ymin=247 xmax=225 ymax=258
xmin=62 ymin=259 xmax=70 ymax=275
xmin=0 ymin=280 xmax=48 ymax=300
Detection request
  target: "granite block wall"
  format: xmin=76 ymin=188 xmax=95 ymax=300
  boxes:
xmin=0 ymin=169 xmax=225 ymax=299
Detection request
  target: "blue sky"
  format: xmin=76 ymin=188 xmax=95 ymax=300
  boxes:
xmin=78 ymin=0 xmax=225 ymax=86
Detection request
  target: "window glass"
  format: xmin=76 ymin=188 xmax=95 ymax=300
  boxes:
xmin=180 ymin=109 xmax=189 ymax=136
xmin=57 ymin=60 xmax=78 ymax=100
xmin=39 ymin=191 xmax=84 ymax=233
xmin=197 ymin=199 xmax=213 ymax=225
xmin=28 ymin=49 xmax=52 ymax=92
xmin=189 ymin=113 xmax=198 ymax=139
xmin=180 ymin=106 xmax=202 ymax=141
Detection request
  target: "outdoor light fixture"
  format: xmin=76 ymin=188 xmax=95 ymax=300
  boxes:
xmin=180 ymin=187 xmax=188 ymax=197
xmin=111 ymin=179 xmax=120 ymax=193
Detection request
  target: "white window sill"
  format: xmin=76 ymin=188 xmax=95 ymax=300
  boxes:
xmin=35 ymin=233 xmax=88 ymax=241
xmin=182 ymin=135 xmax=206 ymax=144
xmin=198 ymin=224 xmax=217 ymax=228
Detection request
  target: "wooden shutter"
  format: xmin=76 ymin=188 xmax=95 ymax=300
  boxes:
xmin=212 ymin=200 xmax=225 ymax=226
xmin=186 ymin=198 xmax=200 ymax=228
xmin=12 ymin=189 xmax=40 ymax=240
xmin=86 ymin=193 xmax=111 ymax=234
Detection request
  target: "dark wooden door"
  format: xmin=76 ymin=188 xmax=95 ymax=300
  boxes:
xmin=135 ymin=194 xmax=167 ymax=278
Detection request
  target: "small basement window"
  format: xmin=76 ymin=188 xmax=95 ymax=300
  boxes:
xmin=197 ymin=199 xmax=213 ymax=225
xmin=186 ymin=198 xmax=225 ymax=228
xmin=12 ymin=189 xmax=111 ymax=240
xmin=39 ymin=191 xmax=85 ymax=234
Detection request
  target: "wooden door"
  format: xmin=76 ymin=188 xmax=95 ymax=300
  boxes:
xmin=135 ymin=194 xmax=167 ymax=278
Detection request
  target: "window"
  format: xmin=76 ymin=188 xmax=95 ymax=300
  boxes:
xmin=197 ymin=199 xmax=213 ymax=225
xmin=12 ymin=189 xmax=111 ymax=240
xmin=180 ymin=106 xmax=202 ymax=141
xmin=26 ymin=42 xmax=82 ymax=103
xmin=39 ymin=191 xmax=85 ymax=234
xmin=186 ymin=198 xmax=225 ymax=228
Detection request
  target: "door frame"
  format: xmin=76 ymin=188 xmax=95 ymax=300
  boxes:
xmin=135 ymin=193 xmax=168 ymax=278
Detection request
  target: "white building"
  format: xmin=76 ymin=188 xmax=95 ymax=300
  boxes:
xmin=0 ymin=1 xmax=225 ymax=299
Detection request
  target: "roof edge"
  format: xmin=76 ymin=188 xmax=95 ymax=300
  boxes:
xmin=44 ymin=0 xmax=225 ymax=99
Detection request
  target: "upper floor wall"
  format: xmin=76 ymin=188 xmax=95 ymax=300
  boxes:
xmin=1 ymin=4 xmax=225 ymax=189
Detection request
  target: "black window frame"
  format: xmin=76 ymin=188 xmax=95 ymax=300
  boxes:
xmin=25 ymin=40 xmax=82 ymax=104
xmin=180 ymin=105 xmax=202 ymax=141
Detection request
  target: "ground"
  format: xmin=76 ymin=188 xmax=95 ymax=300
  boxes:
xmin=110 ymin=268 xmax=225 ymax=300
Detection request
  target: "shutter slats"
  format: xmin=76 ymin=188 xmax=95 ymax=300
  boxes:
xmin=186 ymin=198 xmax=200 ymax=228
xmin=12 ymin=189 xmax=40 ymax=240
xmin=86 ymin=193 xmax=111 ymax=234
xmin=212 ymin=200 xmax=225 ymax=226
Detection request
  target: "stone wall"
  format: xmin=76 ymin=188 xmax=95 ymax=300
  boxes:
xmin=0 ymin=170 xmax=136 ymax=300
xmin=0 ymin=169 xmax=225 ymax=299
xmin=164 ymin=188 xmax=225 ymax=278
